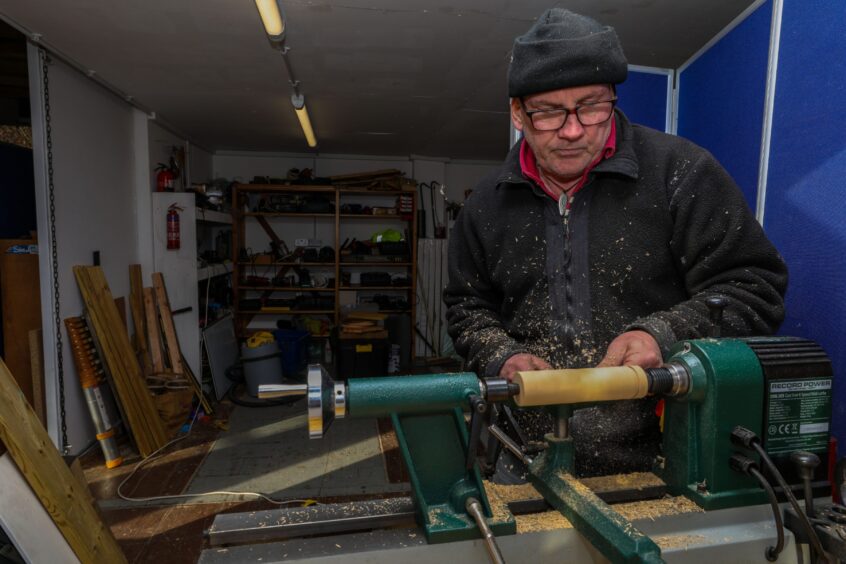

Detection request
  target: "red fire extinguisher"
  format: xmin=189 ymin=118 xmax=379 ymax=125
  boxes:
xmin=167 ymin=204 xmax=183 ymax=250
xmin=156 ymin=163 xmax=176 ymax=192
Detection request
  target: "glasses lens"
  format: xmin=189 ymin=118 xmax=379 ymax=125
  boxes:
xmin=576 ymin=101 xmax=614 ymax=126
xmin=531 ymin=110 xmax=567 ymax=131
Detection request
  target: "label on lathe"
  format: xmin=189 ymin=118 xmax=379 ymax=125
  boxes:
xmin=765 ymin=378 xmax=831 ymax=454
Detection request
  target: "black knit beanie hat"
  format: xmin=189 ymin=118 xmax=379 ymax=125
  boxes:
xmin=508 ymin=8 xmax=628 ymax=98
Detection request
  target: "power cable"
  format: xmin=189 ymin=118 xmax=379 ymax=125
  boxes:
xmin=117 ymin=406 xmax=317 ymax=506
xmin=732 ymin=426 xmax=827 ymax=562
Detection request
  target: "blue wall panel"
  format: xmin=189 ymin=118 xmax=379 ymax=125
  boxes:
xmin=616 ymin=70 xmax=669 ymax=132
xmin=677 ymin=1 xmax=771 ymax=211
xmin=764 ymin=0 xmax=846 ymax=453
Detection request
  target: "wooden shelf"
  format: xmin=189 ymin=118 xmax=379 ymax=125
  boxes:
xmin=196 ymin=208 xmax=232 ymax=224
xmin=236 ymin=184 xmax=335 ymax=193
xmin=198 ymin=261 xmax=232 ymax=281
xmin=338 ymin=188 xmax=414 ymax=195
xmin=339 ymin=286 xmax=411 ymax=290
xmin=232 ymin=183 xmax=418 ymax=346
xmin=244 ymin=212 xmax=335 ymax=218
xmin=239 ymin=310 xmax=335 ymax=315
xmin=238 ymin=286 xmax=335 ymax=292
xmin=339 ymin=214 xmax=407 ymax=219
xmin=239 ymin=261 xmax=334 ymax=267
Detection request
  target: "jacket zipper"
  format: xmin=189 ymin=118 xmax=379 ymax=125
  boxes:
xmin=559 ymin=193 xmax=574 ymax=352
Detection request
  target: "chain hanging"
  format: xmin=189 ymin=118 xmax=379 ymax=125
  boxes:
xmin=40 ymin=48 xmax=69 ymax=453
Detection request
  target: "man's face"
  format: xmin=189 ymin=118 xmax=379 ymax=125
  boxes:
xmin=511 ymin=84 xmax=615 ymax=183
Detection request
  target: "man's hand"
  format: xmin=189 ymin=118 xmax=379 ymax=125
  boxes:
xmin=598 ymin=330 xmax=663 ymax=368
xmin=500 ymin=353 xmax=553 ymax=381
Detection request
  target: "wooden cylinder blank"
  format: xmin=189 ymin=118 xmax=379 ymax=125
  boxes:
xmin=513 ymin=365 xmax=649 ymax=407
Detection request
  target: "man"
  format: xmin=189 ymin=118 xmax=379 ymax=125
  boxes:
xmin=444 ymin=8 xmax=787 ymax=477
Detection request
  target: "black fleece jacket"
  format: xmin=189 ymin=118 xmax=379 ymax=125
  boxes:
xmin=445 ymin=111 xmax=787 ymax=476
xmin=445 ymin=110 xmax=787 ymax=378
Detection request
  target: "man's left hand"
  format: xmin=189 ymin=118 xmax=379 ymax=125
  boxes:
xmin=597 ymin=330 xmax=663 ymax=368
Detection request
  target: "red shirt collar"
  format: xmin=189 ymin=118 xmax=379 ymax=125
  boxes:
xmin=519 ymin=117 xmax=617 ymax=201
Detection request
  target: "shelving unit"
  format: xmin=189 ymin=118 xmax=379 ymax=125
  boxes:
xmin=231 ymin=183 xmax=417 ymax=359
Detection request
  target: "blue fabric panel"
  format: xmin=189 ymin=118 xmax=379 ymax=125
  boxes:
xmin=616 ymin=71 xmax=669 ymax=132
xmin=765 ymin=0 xmax=846 ymax=453
xmin=677 ymin=1 xmax=771 ymax=211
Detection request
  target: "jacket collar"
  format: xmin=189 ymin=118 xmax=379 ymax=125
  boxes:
xmin=495 ymin=109 xmax=640 ymax=188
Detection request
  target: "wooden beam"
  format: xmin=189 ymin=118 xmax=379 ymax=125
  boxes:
xmin=129 ymin=265 xmax=153 ymax=377
xmin=28 ymin=329 xmax=46 ymax=426
xmin=143 ymin=287 xmax=165 ymax=374
xmin=74 ymin=266 xmax=168 ymax=455
xmin=152 ymin=272 xmax=184 ymax=375
xmin=0 ymin=358 xmax=127 ymax=563
xmin=152 ymin=272 xmax=213 ymax=415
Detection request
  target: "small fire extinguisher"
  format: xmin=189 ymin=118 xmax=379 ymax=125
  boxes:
xmin=156 ymin=163 xmax=175 ymax=192
xmin=167 ymin=204 xmax=183 ymax=250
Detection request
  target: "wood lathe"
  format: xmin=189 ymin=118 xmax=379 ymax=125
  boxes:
xmin=202 ymin=332 xmax=843 ymax=563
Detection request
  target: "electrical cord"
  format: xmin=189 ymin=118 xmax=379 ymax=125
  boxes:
xmin=732 ymin=426 xmax=827 ymax=563
xmin=117 ymin=405 xmax=317 ymax=506
xmin=731 ymin=453 xmax=785 ymax=561
xmin=750 ymin=466 xmax=786 ymax=561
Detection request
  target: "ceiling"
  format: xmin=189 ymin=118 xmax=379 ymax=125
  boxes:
xmin=0 ymin=0 xmax=756 ymax=161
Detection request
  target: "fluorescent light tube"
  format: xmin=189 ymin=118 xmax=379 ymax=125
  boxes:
xmin=255 ymin=0 xmax=285 ymax=41
xmin=292 ymin=94 xmax=317 ymax=148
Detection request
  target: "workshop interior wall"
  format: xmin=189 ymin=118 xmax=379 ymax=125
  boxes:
xmin=676 ymin=0 xmax=772 ymax=212
xmin=28 ymin=46 xmax=139 ymax=453
xmin=763 ymin=0 xmax=846 ymax=450
xmin=616 ymin=67 xmax=672 ymax=132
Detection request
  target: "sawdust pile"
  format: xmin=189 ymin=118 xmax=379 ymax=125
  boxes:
xmin=484 ymin=481 xmax=539 ymax=503
xmin=483 ymin=474 xmax=703 ymax=535
xmin=613 ymin=496 xmax=703 ymax=522
xmin=579 ymin=471 xmax=665 ymax=493
xmin=653 ymin=533 xmax=707 ymax=550
xmin=516 ymin=511 xmax=573 ymax=533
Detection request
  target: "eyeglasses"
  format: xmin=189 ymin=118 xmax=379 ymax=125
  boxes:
xmin=521 ymin=97 xmax=618 ymax=130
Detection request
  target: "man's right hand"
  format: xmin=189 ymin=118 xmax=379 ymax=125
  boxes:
xmin=499 ymin=353 xmax=553 ymax=381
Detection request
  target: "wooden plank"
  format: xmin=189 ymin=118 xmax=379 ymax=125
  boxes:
xmin=151 ymin=272 xmax=213 ymax=415
xmin=87 ymin=267 xmax=168 ymax=449
xmin=152 ymin=272 xmax=184 ymax=375
xmin=143 ymin=287 xmax=165 ymax=374
xmin=328 ymin=168 xmax=402 ymax=182
xmin=0 ymin=357 xmax=127 ymax=563
xmin=0 ymin=239 xmax=42 ymax=405
xmin=180 ymin=353 xmax=213 ymax=416
xmin=129 ymin=265 xmax=152 ymax=377
xmin=114 ymin=296 xmax=127 ymax=330
xmin=28 ymin=329 xmax=46 ymax=426
xmin=74 ymin=266 xmax=167 ymax=455
xmin=75 ymin=267 xmax=153 ymax=456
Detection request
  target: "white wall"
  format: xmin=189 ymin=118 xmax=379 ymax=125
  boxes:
xmin=29 ymin=45 xmax=140 ymax=453
xmin=148 ymin=121 xmax=188 ymax=192
xmin=189 ymin=143 xmax=214 ymax=184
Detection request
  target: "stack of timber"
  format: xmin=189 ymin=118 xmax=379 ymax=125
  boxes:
xmin=340 ymin=312 xmax=389 ymax=338
xmin=73 ymin=266 xmax=168 ymax=457
xmin=150 ymin=271 xmax=212 ymax=416
xmin=0 ymin=357 xmax=127 ymax=563
xmin=329 ymin=168 xmax=416 ymax=191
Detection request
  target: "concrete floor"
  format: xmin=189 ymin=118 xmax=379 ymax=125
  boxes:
xmin=82 ymin=397 xmax=410 ymax=563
